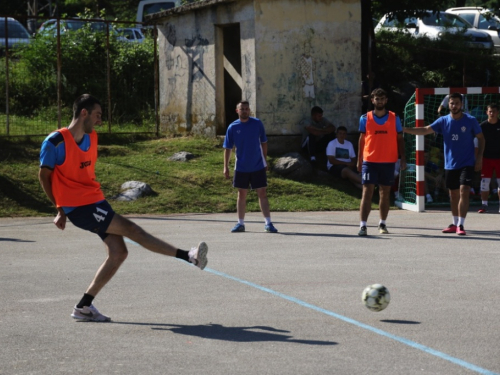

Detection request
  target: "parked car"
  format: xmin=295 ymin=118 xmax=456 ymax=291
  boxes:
xmin=0 ymin=17 xmax=32 ymax=52
xmin=38 ymin=19 xmax=107 ymax=36
xmin=116 ymin=27 xmax=146 ymax=43
xmin=375 ymin=11 xmax=494 ymax=50
xmin=446 ymin=7 xmax=500 ymax=52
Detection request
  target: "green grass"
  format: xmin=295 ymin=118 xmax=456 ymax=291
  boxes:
xmin=0 ymin=135 xmax=372 ymax=218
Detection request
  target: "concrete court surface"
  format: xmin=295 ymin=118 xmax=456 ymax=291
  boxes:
xmin=1 ymin=208 xmax=499 ymax=375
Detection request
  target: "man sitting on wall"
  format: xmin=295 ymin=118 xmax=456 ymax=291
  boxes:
xmin=302 ymin=106 xmax=336 ymax=166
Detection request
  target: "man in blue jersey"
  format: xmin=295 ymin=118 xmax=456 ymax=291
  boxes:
xmin=404 ymin=93 xmax=485 ymax=235
xmin=223 ymin=101 xmax=278 ymax=233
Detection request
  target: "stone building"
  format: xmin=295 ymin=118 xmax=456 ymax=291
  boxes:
xmin=150 ymin=0 xmax=361 ymax=152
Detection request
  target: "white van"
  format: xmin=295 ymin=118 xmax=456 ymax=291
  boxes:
xmin=136 ymin=0 xmax=182 ymax=25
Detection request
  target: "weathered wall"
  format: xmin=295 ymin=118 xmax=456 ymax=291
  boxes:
xmin=157 ymin=1 xmax=255 ymax=137
xmin=157 ymin=0 xmax=361 ymax=140
xmin=253 ymin=0 xmax=361 ymax=135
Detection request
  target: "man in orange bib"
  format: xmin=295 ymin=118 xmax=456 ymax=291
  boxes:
xmin=357 ymin=89 xmax=407 ymax=236
xmin=39 ymin=94 xmax=208 ymax=322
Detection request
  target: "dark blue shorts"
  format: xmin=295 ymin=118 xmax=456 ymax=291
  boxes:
xmin=66 ymin=200 xmax=115 ymax=241
xmin=233 ymin=167 xmax=267 ymax=189
xmin=445 ymin=166 xmax=475 ymax=190
xmin=361 ymin=162 xmax=395 ymax=186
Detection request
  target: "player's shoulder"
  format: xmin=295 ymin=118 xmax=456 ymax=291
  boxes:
xmin=43 ymin=130 xmax=64 ymax=147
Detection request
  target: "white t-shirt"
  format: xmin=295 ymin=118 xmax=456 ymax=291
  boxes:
xmin=326 ymin=138 xmax=356 ymax=170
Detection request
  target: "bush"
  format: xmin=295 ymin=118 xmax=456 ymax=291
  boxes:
xmin=0 ymin=20 xmax=155 ymax=124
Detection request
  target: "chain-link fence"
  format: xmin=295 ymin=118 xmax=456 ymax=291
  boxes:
xmin=1 ymin=15 xmax=159 ymax=137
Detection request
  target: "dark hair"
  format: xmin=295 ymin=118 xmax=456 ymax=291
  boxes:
xmin=370 ymin=88 xmax=387 ymax=98
xmin=337 ymin=126 xmax=347 ymax=133
xmin=237 ymin=100 xmax=249 ymax=108
xmin=311 ymin=106 xmax=323 ymax=115
xmin=487 ymin=103 xmax=499 ymax=110
xmin=73 ymin=94 xmax=101 ymax=119
xmin=449 ymin=92 xmax=463 ymax=102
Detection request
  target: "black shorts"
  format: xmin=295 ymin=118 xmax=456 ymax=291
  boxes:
xmin=329 ymin=164 xmax=348 ymax=178
xmin=233 ymin=168 xmax=267 ymax=189
xmin=445 ymin=166 xmax=475 ymax=190
xmin=66 ymin=200 xmax=115 ymax=241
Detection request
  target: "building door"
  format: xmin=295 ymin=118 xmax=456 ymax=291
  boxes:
xmin=216 ymin=23 xmax=242 ymax=134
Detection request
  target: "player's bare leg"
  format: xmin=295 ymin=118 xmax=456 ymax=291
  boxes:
xmin=458 ymin=184 xmax=470 ymax=218
xmin=449 ymin=188 xmax=460 ymax=217
xmin=256 ymin=187 xmax=271 ymax=217
xmin=378 ymin=185 xmax=392 ymax=221
xmin=85 ymin=234 xmax=128 ymax=297
xmin=360 ymin=184 xmax=375 ymax=221
xmin=237 ymin=189 xmax=248 ymax=220
xmin=106 ymin=214 xmax=177 ymax=256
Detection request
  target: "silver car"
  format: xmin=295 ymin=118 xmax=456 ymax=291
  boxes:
xmin=375 ymin=11 xmax=494 ymax=50
xmin=446 ymin=7 xmax=500 ymax=52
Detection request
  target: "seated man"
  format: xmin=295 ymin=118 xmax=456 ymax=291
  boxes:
xmin=302 ymin=106 xmax=336 ymax=165
xmin=326 ymin=126 xmax=362 ymax=189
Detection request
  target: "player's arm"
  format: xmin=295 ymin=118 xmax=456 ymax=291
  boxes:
xmin=223 ymin=148 xmax=232 ymax=179
xmin=261 ymin=141 xmax=269 ymax=171
xmin=357 ymin=133 xmax=365 ymax=173
xmin=397 ymin=133 xmax=407 ymax=171
xmin=475 ymin=133 xmax=485 ymax=172
xmin=38 ymin=167 xmax=66 ymax=230
xmin=403 ymin=125 xmax=435 ymax=136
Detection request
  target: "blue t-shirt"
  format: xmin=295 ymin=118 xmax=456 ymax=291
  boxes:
xmin=223 ymin=117 xmax=268 ymax=173
xmin=430 ymin=113 xmax=481 ymax=170
xmin=40 ymin=131 xmax=91 ymax=168
xmin=359 ymin=111 xmax=403 ymax=133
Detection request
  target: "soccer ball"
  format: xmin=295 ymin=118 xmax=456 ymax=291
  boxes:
xmin=362 ymin=284 xmax=390 ymax=312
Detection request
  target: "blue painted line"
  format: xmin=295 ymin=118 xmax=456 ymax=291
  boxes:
xmin=123 ymin=238 xmax=498 ymax=375
xmin=206 ymin=268 xmax=499 ymax=375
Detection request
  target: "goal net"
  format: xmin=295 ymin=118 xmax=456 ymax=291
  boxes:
xmin=397 ymin=87 xmax=500 ymax=212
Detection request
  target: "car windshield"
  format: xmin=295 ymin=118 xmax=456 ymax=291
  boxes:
xmin=421 ymin=12 xmax=468 ymax=28
xmin=0 ymin=22 xmax=30 ymax=38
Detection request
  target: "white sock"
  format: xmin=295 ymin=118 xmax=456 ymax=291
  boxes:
xmin=482 ymin=201 xmax=488 ymax=206
xmin=379 ymin=220 xmax=386 ymax=225
xmin=458 ymin=217 xmax=465 ymax=226
xmin=453 ymin=216 xmax=458 ymax=226
xmin=360 ymin=221 xmax=367 ymax=227
xmin=265 ymin=217 xmax=271 ymax=225
xmin=310 ymin=156 xmax=316 ymax=161
xmin=238 ymin=219 xmax=245 ymax=225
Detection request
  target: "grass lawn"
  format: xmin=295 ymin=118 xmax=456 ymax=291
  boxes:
xmin=0 ymin=135 xmax=372 ymax=218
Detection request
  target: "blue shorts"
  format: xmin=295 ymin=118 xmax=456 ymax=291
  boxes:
xmin=233 ymin=167 xmax=267 ymax=189
xmin=361 ymin=162 xmax=395 ymax=186
xmin=66 ymin=200 xmax=115 ymax=241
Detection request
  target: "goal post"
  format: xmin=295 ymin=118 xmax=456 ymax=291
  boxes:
xmin=397 ymin=87 xmax=500 ymax=212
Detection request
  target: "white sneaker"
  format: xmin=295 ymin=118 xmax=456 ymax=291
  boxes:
xmin=71 ymin=304 xmax=111 ymax=322
xmin=188 ymin=242 xmax=208 ymax=270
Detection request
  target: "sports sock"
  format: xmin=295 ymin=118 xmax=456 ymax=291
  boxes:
xmin=265 ymin=217 xmax=271 ymax=225
xmin=360 ymin=221 xmax=367 ymax=228
xmin=482 ymin=201 xmax=488 ymax=206
xmin=379 ymin=220 xmax=386 ymax=225
xmin=310 ymin=156 xmax=316 ymax=161
xmin=77 ymin=293 xmax=95 ymax=308
xmin=458 ymin=217 xmax=465 ymax=226
xmin=175 ymin=249 xmax=190 ymax=262
xmin=453 ymin=216 xmax=458 ymax=226
xmin=238 ymin=219 xmax=245 ymax=225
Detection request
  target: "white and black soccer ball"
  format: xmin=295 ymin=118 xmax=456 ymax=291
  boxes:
xmin=362 ymin=284 xmax=390 ymax=312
